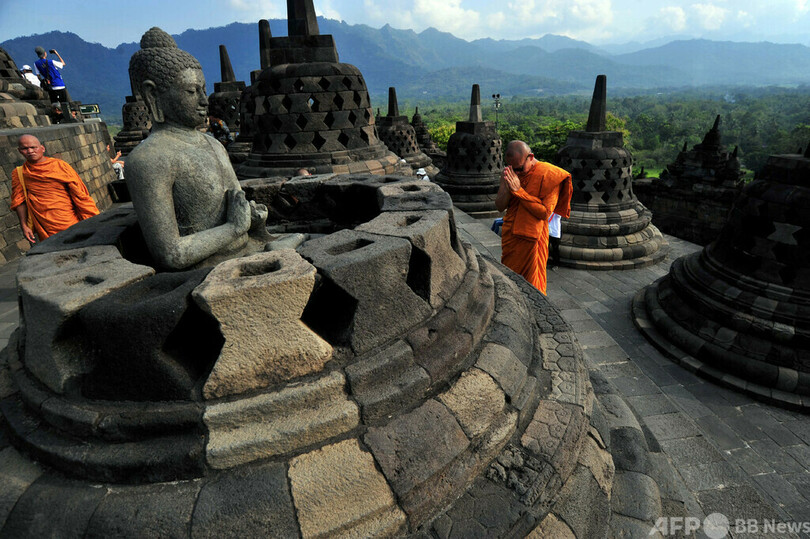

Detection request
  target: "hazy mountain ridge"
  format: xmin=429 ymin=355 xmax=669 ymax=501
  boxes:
xmin=3 ymin=18 xmax=810 ymax=123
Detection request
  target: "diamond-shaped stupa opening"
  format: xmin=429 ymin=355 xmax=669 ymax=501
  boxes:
xmin=318 ymin=77 xmax=330 ymax=91
xmin=312 ymin=132 xmax=327 ymax=150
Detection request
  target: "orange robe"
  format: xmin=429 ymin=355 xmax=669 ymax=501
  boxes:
xmin=11 ymin=157 xmax=100 ymax=240
xmin=501 ymin=161 xmax=572 ymax=294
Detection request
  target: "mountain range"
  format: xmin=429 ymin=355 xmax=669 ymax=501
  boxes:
xmin=3 ymin=17 xmax=810 ymax=124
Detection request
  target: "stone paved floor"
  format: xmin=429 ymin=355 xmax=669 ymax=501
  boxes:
xmin=454 ymin=210 xmax=810 ymax=539
xmin=2 ymin=214 xmax=810 ymax=537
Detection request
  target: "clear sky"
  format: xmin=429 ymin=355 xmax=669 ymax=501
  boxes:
xmin=2 ymin=0 xmax=809 ymax=48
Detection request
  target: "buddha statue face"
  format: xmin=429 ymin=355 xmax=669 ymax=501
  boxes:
xmin=140 ymin=68 xmax=208 ymax=129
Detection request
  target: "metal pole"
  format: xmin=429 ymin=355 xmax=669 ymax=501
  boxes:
xmin=492 ymin=93 xmax=501 ymax=130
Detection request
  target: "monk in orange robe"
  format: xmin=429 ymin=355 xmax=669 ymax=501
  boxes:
xmin=496 ymin=140 xmax=572 ymax=294
xmin=11 ymin=134 xmax=100 ymax=243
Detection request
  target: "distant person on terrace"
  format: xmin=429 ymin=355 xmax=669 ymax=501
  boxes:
xmin=11 ymin=134 xmax=100 ymax=243
xmin=34 ymin=46 xmax=68 ymax=103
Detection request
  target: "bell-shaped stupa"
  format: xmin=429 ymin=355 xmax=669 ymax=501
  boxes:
xmin=376 ymin=87 xmax=438 ymax=177
xmin=236 ymin=1 xmax=401 ymax=178
xmin=634 ymin=115 xmax=744 ymax=245
xmin=433 ymin=84 xmax=503 ymax=217
xmin=555 ymin=75 xmax=668 ymax=269
xmin=634 ymin=144 xmax=810 ymax=410
xmin=113 ymin=91 xmax=151 ymax=157
xmin=411 ymin=106 xmax=439 ymax=154
xmin=207 ymin=45 xmax=246 ymax=132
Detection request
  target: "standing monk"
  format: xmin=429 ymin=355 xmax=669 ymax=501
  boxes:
xmin=11 ymin=134 xmax=100 ymax=243
xmin=496 ymin=140 xmax=572 ymax=294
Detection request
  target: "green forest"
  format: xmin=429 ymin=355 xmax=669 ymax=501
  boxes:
xmin=405 ymin=86 xmax=810 ymax=177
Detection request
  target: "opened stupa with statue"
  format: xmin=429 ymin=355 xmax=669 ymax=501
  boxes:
xmin=0 ymin=5 xmax=693 ymax=536
xmin=556 ymin=75 xmax=668 ymax=270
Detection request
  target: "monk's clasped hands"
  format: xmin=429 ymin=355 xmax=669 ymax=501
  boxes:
xmin=502 ymin=165 xmax=522 ymax=192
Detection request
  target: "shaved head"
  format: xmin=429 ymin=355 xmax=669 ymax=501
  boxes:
xmin=18 ymin=134 xmax=42 ymax=147
xmin=505 ymin=140 xmax=531 ymax=160
xmin=18 ymin=134 xmax=46 ymax=164
xmin=504 ymin=140 xmax=534 ymax=173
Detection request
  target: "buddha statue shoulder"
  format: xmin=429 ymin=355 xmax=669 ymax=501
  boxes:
xmin=126 ymin=27 xmax=265 ymax=270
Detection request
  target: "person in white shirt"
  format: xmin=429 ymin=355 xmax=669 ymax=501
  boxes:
xmin=20 ymin=65 xmax=41 ymax=87
xmin=548 ymin=212 xmax=562 ymax=269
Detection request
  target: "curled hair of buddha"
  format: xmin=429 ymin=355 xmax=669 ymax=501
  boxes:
xmin=129 ymin=27 xmax=202 ymax=94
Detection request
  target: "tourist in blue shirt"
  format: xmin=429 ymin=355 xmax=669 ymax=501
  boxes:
xmin=34 ymin=46 xmax=68 ymax=104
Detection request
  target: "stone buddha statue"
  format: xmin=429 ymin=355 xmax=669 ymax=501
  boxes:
xmin=127 ymin=27 xmax=266 ymax=270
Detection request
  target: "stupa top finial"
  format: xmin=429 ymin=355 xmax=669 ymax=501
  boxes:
xmin=287 ymin=0 xmax=320 ymax=37
xmin=585 ymin=74 xmax=607 ymax=132
xmin=468 ymin=84 xmax=482 ymax=123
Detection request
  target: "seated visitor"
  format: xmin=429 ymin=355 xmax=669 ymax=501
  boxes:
xmin=126 ymin=27 xmax=266 ymax=270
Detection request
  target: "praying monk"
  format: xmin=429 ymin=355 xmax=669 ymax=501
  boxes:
xmin=11 ymin=134 xmax=100 ymax=243
xmin=126 ymin=27 xmax=267 ymax=270
xmin=496 ymin=140 xmax=572 ymax=294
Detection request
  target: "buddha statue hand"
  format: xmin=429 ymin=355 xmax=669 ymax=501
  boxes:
xmin=226 ymin=188 xmax=251 ymax=235
xmin=249 ymin=200 xmax=271 ymax=238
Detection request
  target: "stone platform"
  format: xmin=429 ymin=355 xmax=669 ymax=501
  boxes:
xmin=0 ymin=206 xmax=806 ymax=536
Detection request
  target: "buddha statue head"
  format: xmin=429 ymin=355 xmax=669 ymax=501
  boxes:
xmin=129 ymin=27 xmax=208 ymax=129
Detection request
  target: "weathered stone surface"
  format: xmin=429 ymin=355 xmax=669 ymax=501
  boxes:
xmin=553 ymin=464 xmax=611 ymax=539
xmin=356 ymin=209 xmax=465 ymax=307
xmin=377 ymin=181 xmax=454 ymax=213
xmin=191 ymin=462 xmax=299 ymax=538
xmin=610 ymin=426 xmax=652 ymax=475
xmin=439 ymin=368 xmax=505 ymax=438
xmin=365 ymin=399 xmax=469 ymax=497
xmin=204 ymin=371 xmax=359 ymax=469
xmin=1 ymin=475 xmax=106 ymax=538
xmin=345 ymin=339 xmax=430 ymax=421
xmin=611 ymin=471 xmax=662 ymax=523
xmin=17 ymin=245 xmax=154 ymax=393
xmin=85 ymin=480 xmax=202 ymax=538
xmin=0 ymin=447 xmax=42 ymax=529
xmin=526 ymin=513 xmax=576 ymax=539
xmin=579 ymin=433 xmax=615 ymax=495
xmin=193 ymin=249 xmax=332 ymax=398
xmin=435 ymin=477 xmax=526 ymax=539
xmin=298 ymin=229 xmax=432 ymax=354
xmin=78 ymin=267 xmax=216 ymax=401
xmin=475 ymin=342 xmax=529 ymax=402
xmin=288 ymin=438 xmax=406 ymax=538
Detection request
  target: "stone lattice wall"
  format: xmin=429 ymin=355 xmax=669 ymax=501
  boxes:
xmin=634 ymin=179 xmax=737 ymax=246
xmin=0 ymin=122 xmax=116 ymax=263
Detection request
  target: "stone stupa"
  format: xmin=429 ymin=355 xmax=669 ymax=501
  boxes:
xmin=433 ymin=84 xmax=503 ymax=217
xmin=112 ymin=83 xmax=151 ymax=157
xmin=555 ymin=75 xmax=668 ymax=270
xmin=634 ymin=115 xmax=744 ymax=245
xmin=634 ymin=144 xmax=810 ymax=410
xmin=207 ymin=44 xmax=246 ymax=133
xmin=375 ymin=87 xmax=438 ymax=177
xmin=236 ymin=3 xmax=402 ymax=178
xmin=228 ymin=19 xmax=272 ymax=165
xmin=411 ymin=106 xmax=439 ymax=154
